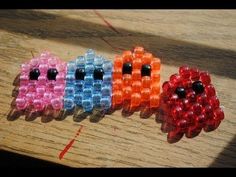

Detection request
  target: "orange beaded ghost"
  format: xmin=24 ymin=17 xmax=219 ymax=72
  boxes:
xmin=112 ymin=46 xmax=161 ymax=110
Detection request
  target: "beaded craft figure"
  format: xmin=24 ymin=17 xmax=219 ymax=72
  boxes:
xmin=15 ymin=52 xmax=67 ymax=111
xmin=112 ymin=46 xmax=161 ymax=110
xmin=63 ymin=49 xmax=113 ymax=112
xmin=160 ymin=66 xmax=224 ymax=143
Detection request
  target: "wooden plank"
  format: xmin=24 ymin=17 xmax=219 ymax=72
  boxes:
xmin=0 ymin=10 xmax=235 ymax=167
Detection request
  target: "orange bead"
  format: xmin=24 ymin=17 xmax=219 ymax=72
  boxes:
xmin=123 ymin=74 xmax=132 ymax=86
xmin=123 ymin=86 xmax=132 ymax=100
xmin=142 ymin=52 xmax=153 ymax=64
xmin=151 ymin=71 xmax=160 ymax=83
xmin=141 ymin=88 xmax=151 ymax=102
xmin=150 ymin=95 xmax=160 ymax=108
xmin=132 ymin=81 xmax=142 ymax=93
xmin=113 ymin=79 xmax=123 ymax=91
xmin=133 ymin=58 xmax=142 ymax=70
xmin=134 ymin=46 xmax=144 ymax=58
xmin=112 ymin=90 xmax=123 ymax=105
xmin=142 ymin=76 xmax=151 ymax=88
xmin=151 ymin=83 xmax=160 ymax=94
xmin=131 ymin=93 xmax=141 ymax=107
xmin=114 ymin=56 xmax=123 ymax=69
xmin=132 ymin=69 xmax=141 ymax=81
xmin=122 ymin=51 xmax=133 ymax=63
xmin=151 ymin=58 xmax=161 ymax=70
xmin=113 ymin=68 xmax=122 ymax=80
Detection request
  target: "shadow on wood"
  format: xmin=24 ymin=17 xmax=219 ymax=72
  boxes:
xmin=0 ymin=10 xmax=235 ymax=80
xmin=209 ymin=134 xmax=236 ymax=167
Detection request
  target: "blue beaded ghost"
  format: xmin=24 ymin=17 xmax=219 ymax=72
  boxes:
xmin=64 ymin=49 xmax=113 ymax=112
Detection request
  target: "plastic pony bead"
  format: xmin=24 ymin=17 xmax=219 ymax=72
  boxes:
xmin=64 ymin=49 xmax=113 ymax=112
xmin=112 ymin=46 xmax=161 ymax=110
xmin=160 ymin=66 xmax=224 ymax=143
xmin=15 ymin=51 xmax=67 ymax=111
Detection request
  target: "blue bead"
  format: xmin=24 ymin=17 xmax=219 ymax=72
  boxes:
xmin=85 ymin=49 xmax=95 ymax=64
xmin=84 ymin=75 xmax=93 ymax=88
xmin=93 ymin=80 xmax=102 ymax=93
xmin=65 ymin=87 xmax=75 ymax=97
xmin=101 ymin=86 xmax=111 ymax=97
xmin=83 ymin=88 xmax=92 ymax=98
xmin=92 ymin=93 xmax=101 ymax=106
xmin=103 ymin=60 xmax=112 ymax=73
xmin=85 ymin=64 xmax=94 ymax=74
xmin=94 ymin=56 xmax=103 ymax=67
xmin=76 ymin=56 xmax=85 ymax=67
xmin=67 ymin=61 xmax=76 ymax=73
xmin=64 ymin=98 xmax=75 ymax=110
xmin=74 ymin=93 xmax=82 ymax=106
xmin=74 ymin=80 xmax=84 ymax=92
xmin=82 ymin=99 xmax=93 ymax=112
xmin=103 ymin=73 xmax=112 ymax=85
xmin=100 ymin=97 xmax=111 ymax=110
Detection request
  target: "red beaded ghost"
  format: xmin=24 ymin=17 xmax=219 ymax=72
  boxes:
xmin=160 ymin=66 xmax=224 ymax=143
xmin=112 ymin=46 xmax=161 ymax=111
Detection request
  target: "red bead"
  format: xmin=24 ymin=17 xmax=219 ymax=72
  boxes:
xmin=182 ymin=98 xmax=191 ymax=110
xmin=205 ymin=84 xmax=216 ymax=97
xmin=179 ymin=66 xmax=190 ymax=79
xmin=190 ymin=68 xmax=200 ymax=81
xmin=195 ymin=114 xmax=207 ymax=126
xmin=209 ymin=96 xmax=220 ymax=109
xmin=201 ymin=105 xmax=213 ymax=119
xmin=162 ymin=81 xmax=174 ymax=95
xmin=182 ymin=79 xmax=192 ymax=89
xmin=177 ymin=119 xmax=188 ymax=130
xmin=168 ymin=94 xmax=179 ymax=106
xmin=213 ymin=108 xmax=224 ymax=121
xmin=186 ymin=90 xmax=196 ymax=102
xmin=196 ymin=93 xmax=208 ymax=106
xmin=190 ymin=102 xmax=202 ymax=116
xmin=170 ymin=74 xmax=182 ymax=86
xmin=200 ymin=72 xmax=211 ymax=85
xmin=183 ymin=111 xmax=195 ymax=125
xmin=171 ymin=106 xmax=183 ymax=120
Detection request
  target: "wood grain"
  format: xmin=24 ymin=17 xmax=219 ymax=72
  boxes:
xmin=0 ymin=10 xmax=236 ymax=167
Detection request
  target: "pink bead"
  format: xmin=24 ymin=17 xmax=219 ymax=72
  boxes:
xmin=21 ymin=64 xmax=30 ymax=73
xmin=18 ymin=86 xmax=28 ymax=96
xmin=51 ymin=98 xmax=63 ymax=110
xmin=20 ymin=74 xmax=29 ymax=86
xmin=30 ymin=58 xmax=39 ymax=67
xmin=33 ymin=99 xmax=44 ymax=111
xmin=16 ymin=98 xmax=27 ymax=110
xmin=39 ymin=64 xmax=48 ymax=73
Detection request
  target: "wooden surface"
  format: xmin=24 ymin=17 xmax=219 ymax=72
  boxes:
xmin=0 ymin=10 xmax=236 ymax=167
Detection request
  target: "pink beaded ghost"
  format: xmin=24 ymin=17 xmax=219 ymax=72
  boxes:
xmin=16 ymin=52 xmax=67 ymax=112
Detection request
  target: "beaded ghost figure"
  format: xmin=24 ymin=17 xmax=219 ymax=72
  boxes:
xmin=15 ymin=52 xmax=67 ymax=111
xmin=112 ymin=46 xmax=161 ymax=110
xmin=160 ymin=66 xmax=224 ymax=143
xmin=64 ymin=49 xmax=113 ymax=112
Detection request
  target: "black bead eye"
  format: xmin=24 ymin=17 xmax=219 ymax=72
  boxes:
xmin=192 ymin=81 xmax=204 ymax=94
xmin=122 ymin=62 xmax=132 ymax=74
xmin=29 ymin=68 xmax=40 ymax=80
xmin=175 ymin=87 xmax=186 ymax=99
xmin=141 ymin=64 xmax=151 ymax=77
xmin=47 ymin=68 xmax=58 ymax=80
xmin=94 ymin=68 xmax=104 ymax=80
xmin=75 ymin=68 xmax=85 ymax=80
